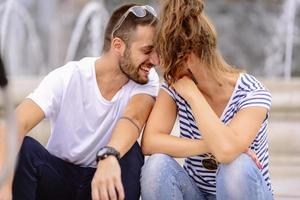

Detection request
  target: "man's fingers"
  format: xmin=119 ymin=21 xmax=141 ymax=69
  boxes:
xmin=107 ymin=181 xmax=117 ymax=200
xmin=99 ymin=183 xmax=109 ymax=200
xmin=91 ymin=181 xmax=100 ymax=200
xmin=114 ymin=178 xmax=125 ymax=200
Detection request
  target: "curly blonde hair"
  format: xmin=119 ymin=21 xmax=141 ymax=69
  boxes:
xmin=155 ymin=0 xmax=240 ymax=85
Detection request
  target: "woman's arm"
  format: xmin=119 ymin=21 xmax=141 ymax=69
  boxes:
xmin=141 ymin=88 xmax=210 ymax=158
xmin=172 ymin=77 xmax=268 ymax=163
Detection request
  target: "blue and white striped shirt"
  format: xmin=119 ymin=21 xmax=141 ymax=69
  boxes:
xmin=162 ymin=73 xmax=272 ymax=195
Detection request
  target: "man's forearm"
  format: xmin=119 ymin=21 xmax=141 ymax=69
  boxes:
xmin=106 ymin=94 xmax=155 ymax=157
xmin=107 ymin=118 xmax=141 ymax=157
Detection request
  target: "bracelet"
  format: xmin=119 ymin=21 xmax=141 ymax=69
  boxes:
xmin=119 ymin=116 xmax=141 ymax=133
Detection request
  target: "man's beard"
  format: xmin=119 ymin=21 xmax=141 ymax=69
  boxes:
xmin=119 ymin=49 xmax=148 ymax=85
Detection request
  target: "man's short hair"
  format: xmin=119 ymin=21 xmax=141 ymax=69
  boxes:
xmin=102 ymin=4 xmax=157 ymax=52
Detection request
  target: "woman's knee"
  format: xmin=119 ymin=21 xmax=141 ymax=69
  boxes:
xmin=218 ymin=154 xmax=256 ymax=175
xmin=141 ymin=154 xmax=176 ymax=184
xmin=217 ymin=153 xmax=260 ymax=188
xmin=142 ymin=154 xmax=172 ymax=175
xmin=141 ymin=154 xmax=181 ymax=199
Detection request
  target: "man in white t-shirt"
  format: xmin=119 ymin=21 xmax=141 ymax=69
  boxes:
xmin=0 ymin=3 xmax=159 ymax=200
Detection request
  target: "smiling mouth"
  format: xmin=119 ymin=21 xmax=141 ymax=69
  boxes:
xmin=140 ymin=66 xmax=151 ymax=74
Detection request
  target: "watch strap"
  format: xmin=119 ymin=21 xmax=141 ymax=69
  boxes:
xmin=96 ymin=146 xmax=120 ymax=162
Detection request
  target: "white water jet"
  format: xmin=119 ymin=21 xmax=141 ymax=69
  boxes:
xmin=265 ymin=0 xmax=300 ymax=79
xmin=65 ymin=1 xmax=108 ymax=62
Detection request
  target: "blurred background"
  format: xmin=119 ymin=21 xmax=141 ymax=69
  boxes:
xmin=0 ymin=0 xmax=299 ymax=199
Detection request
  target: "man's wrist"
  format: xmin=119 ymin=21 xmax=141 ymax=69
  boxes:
xmin=96 ymin=146 xmax=120 ymax=162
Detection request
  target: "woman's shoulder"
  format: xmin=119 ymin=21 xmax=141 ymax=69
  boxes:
xmin=238 ymin=73 xmax=270 ymax=93
xmin=236 ymin=73 xmax=272 ymax=110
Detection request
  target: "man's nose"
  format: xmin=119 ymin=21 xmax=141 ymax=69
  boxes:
xmin=149 ymin=51 xmax=160 ymax=66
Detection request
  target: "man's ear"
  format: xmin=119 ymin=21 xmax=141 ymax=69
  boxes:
xmin=111 ymin=37 xmax=126 ymax=56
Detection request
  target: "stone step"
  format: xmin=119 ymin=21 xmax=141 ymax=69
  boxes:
xmin=269 ymin=154 xmax=300 ymax=199
xmin=268 ymin=113 xmax=300 ymax=155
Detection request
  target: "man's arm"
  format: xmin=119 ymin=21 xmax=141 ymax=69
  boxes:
xmin=107 ymin=94 xmax=155 ymax=156
xmin=15 ymin=99 xmax=46 ymax=141
xmin=0 ymin=99 xmax=45 ymax=200
xmin=91 ymin=94 xmax=155 ymax=200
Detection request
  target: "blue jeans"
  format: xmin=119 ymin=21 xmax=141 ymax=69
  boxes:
xmin=141 ymin=153 xmax=274 ymax=200
xmin=13 ymin=136 xmax=144 ymax=200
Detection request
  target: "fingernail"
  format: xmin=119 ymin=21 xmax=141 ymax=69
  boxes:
xmin=258 ymin=162 xmax=263 ymax=170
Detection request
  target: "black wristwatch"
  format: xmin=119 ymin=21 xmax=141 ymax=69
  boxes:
xmin=96 ymin=146 xmax=120 ymax=162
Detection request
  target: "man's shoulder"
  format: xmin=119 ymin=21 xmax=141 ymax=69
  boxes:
xmin=52 ymin=57 xmax=97 ymax=78
xmin=69 ymin=57 xmax=97 ymax=73
xmin=126 ymin=68 xmax=160 ymax=97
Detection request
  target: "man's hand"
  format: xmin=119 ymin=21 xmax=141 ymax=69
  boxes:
xmin=91 ymin=156 xmax=124 ymax=200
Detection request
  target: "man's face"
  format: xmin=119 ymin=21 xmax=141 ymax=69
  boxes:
xmin=119 ymin=25 xmax=158 ymax=84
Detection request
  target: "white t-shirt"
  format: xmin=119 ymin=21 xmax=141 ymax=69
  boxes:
xmin=28 ymin=57 xmax=159 ymax=167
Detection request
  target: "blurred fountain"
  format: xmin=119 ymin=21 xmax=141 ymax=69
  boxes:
xmin=0 ymin=0 xmax=45 ymax=76
xmin=0 ymin=0 xmax=17 ymax=188
xmin=264 ymin=0 xmax=300 ymax=79
xmin=65 ymin=1 xmax=109 ymax=62
xmin=0 ymin=0 xmax=109 ymax=188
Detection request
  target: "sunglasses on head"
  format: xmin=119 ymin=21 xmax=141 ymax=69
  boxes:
xmin=111 ymin=5 xmax=157 ymax=39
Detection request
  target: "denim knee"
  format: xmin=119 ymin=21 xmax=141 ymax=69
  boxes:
xmin=217 ymin=153 xmax=258 ymax=180
xmin=141 ymin=154 xmax=173 ymax=181
xmin=216 ymin=153 xmax=264 ymax=199
xmin=141 ymin=154 xmax=176 ymax=188
xmin=217 ymin=153 xmax=259 ymax=183
xmin=141 ymin=154 xmax=179 ymax=199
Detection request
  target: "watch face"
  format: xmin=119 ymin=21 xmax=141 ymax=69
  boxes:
xmin=97 ymin=148 xmax=108 ymax=156
xmin=96 ymin=146 xmax=120 ymax=162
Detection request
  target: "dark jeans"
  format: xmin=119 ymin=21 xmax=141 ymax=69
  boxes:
xmin=13 ymin=136 xmax=144 ymax=200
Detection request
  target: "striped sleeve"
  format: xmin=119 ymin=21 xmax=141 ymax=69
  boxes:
xmin=238 ymin=89 xmax=272 ymax=111
xmin=161 ymin=82 xmax=176 ymax=101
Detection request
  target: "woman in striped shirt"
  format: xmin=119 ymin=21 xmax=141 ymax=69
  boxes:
xmin=141 ymin=0 xmax=273 ymax=199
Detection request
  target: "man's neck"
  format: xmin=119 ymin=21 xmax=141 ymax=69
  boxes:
xmin=94 ymin=53 xmax=129 ymax=101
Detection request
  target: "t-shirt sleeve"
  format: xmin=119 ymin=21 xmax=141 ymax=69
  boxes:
xmin=131 ymin=68 xmax=160 ymax=97
xmin=161 ymin=82 xmax=176 ymax=101
xmin=27 ymin=69 xmax=64 ymax=119
xmin=238 ymin=89 xmax=272 ymax=111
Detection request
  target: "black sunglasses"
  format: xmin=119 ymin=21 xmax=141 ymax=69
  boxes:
xmin=202 ymin=155 xmax=218 ymax=170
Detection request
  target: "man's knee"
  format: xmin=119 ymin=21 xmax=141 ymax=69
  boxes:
xmin=17 ymin=136 xmax=47 ymax=166
xmin=19 ymin=136 xmax=43 ymax=154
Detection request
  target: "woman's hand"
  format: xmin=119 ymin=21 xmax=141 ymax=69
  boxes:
xmin=172 ymin=76 xmax=201 ymax=102
xmin=245 ymin=149 xmax=263 ymax=170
